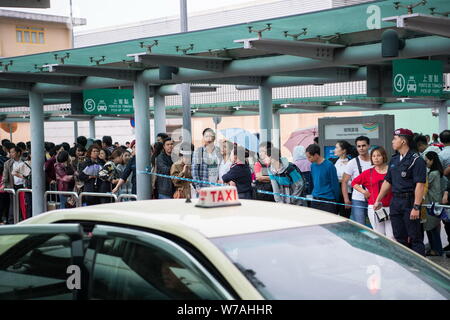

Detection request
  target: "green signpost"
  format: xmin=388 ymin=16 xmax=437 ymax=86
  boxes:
xmin=83 ymin=89 xmax=134 ymax=115
xmin=392 ymin=59 xmax=443 ymax=97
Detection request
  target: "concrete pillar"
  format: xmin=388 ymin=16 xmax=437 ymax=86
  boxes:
xmin=258 ymin=84 xmax=273 ymax=145
xmin=438 ymin=103 xmax=448 ymax=133
xmin=89 ymin=118 xmax=95 ymax=139
xmin=29 ymin=91 xmax=45 ymax=216
xmin=73 ymin=121 xmax=78 ymax=143
xmin=272 ymin=110 xmax=280 ymax=150
xmin=133 ymin=75 xmax=152 ymax=200
xmin=154 ymin=87 xmax=167 ymax=141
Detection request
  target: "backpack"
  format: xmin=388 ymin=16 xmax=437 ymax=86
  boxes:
xmin=23 ymin=161 xmax=32 ymax=189
xmin=277 ymin=163 xmax=305 ymax=192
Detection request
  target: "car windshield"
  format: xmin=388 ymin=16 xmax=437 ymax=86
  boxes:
xmin=211 ymin=222 xmax=450 ymax=300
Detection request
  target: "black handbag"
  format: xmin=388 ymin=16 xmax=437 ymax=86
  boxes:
xmin=254 ymin=161 xmax=275 ymax=202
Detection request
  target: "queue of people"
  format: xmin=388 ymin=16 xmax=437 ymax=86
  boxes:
xmin=1 ymin=127 xmax=450 ymax=259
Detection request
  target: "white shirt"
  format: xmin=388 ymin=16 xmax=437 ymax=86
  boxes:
xmin=335 ymin=158 xmax=352 ymax=193
xmin=439 ymin=146 xmax=450 ymax=168
xmin=12 ymin=160 xmax=25 ymax=186
xmin=218 ymin=159 xmax=232 ymax=182
xmin=344 ymin=156 xmax=372 ymax=201
xmin=422 ymin=145 xmax=441 ymax=158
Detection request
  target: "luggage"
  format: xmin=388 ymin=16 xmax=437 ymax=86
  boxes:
xmin=47 ymin=182 xmax=60 ymax=211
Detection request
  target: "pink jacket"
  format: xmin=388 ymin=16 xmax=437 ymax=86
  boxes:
xmin=54 ymin=162 xmax=75 ymax=191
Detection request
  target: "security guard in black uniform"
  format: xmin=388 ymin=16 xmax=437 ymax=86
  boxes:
xmin=374 ymin=128 xmax=426 ymax=256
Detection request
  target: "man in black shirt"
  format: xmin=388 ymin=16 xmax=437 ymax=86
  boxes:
xmin=375 ymin=129 xmax=427 ymax=256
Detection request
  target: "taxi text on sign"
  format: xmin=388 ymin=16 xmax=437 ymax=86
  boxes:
xmin=82 ymin=89 xmax=134 ymax=115
xmin=392 ymin=59 xmax=443 ymax=97
xmin=196 ymin=186 xmax=241 ymax=208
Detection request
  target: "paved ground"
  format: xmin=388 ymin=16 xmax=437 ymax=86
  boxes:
xmin=424 ymin=223 xmax=450 ymax=270
xmin=427 ymin=254 xmax=450 ymax=270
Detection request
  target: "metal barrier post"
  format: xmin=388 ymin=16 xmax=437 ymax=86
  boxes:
xmin=3 ymin=188 xmax=18 ymax=224
xmin=44 ymin=191 xmax=80 ymax=211
xmin=79 ymin=192 xmax=118 ymax=205
xmin=117 ymin=194 xmax=138 ymax=202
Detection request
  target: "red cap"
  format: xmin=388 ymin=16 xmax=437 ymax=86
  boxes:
xmin=130 ymin=140 xmax=136 ymax=148
xmin=394 ymin=128 xmax=413 ymax=137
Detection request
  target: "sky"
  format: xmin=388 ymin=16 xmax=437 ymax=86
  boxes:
xmin=11 ymin=0 xmax=264 ymax=32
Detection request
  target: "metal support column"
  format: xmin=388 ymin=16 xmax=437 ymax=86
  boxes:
xmin=180 ymin=0 xmax=192 ymax=145
xmin=181 ymin=84 xmax=192 ymax=144
xmin=272 ymin=110 xmax=280 ymax=150
xmin=29 ymin=90 xmax=45 ymax=216
xmin=180 ymin=0 xmax=188 ymax=32
xmin=259 ymin=84 xmax=273 ymax=146
xmin=133 ymin=74 xmax=151 ymax=200
xmin=439 ymin=103 xmax=448 ymax=132
xmin=154 ymin=87 xmax=167 ymax=141
xmin=73 ymin=120 xmax=78 ymax=142
xmin=89 ymin=118 xmax=95 ymax=139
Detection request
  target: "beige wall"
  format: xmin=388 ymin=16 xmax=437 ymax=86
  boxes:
xmin=0 ymin=122 xmax=30 ymax=143
xmin=0 ymin=18 xmax=71 ymax=57
xmin=191 ymin=111 xmax=362 ymax=158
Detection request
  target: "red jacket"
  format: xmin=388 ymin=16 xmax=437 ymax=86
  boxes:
xmin=351 ymin=167 xmax=392 ymax=207
xmin=45 ymin=156 xmax=57 ymax=185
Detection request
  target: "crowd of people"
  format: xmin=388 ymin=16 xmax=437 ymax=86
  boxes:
xmin=1 ymin=127 xmax=450 ymax=258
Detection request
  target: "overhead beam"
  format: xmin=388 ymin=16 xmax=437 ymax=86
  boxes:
xmin=0 ymin=80 xmax=32 ymax=91
xmin=0 ymin=35 xmax=444 ymax=97
xmin=383 ymin=14 xmax=450 ymax=38
xmin=192 ymin=76 xmax=262 ymax=86
xmin=47 ymin=64 xmax=141 ymax=81
xmin=0 ymin=72 xmax=83 ymax=86
xmin=273 ymin=67 xmax=357 ymax=78
xmin=140 ymin=36 xmax=449 ymax=84
xmin=234 ymin=38 xmax=345 ymax=61
xmin=130 ymin=53 xmax=232 ymax=72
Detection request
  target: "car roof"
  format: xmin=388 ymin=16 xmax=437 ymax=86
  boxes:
xmin=24 ymin=199 xmax=346 ymax=238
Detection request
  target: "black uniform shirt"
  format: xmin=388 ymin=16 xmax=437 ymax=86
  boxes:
xmin=385 ymin=150 xmax=426 ymax=194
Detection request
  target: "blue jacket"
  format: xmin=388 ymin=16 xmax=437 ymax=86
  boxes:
xmin=311 ymin=159 xmax=340 ymax=201
xmin=268 ymin=158 xmax=304 ymax=205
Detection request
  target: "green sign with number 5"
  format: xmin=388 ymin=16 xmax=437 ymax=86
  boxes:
xmin=83 ymin=89 xmax=134 ymax=115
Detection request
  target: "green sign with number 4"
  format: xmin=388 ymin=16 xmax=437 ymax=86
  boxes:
xmin=392 ymin=59 xmax=443 ymax=97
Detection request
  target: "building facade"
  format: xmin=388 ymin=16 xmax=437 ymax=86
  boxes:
xmin=0 ymin=9 xmax=85 ymax=142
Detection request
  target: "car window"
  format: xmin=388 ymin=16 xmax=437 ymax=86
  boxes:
xmin=0 ymin=233 xmax=75 ymax=300
xmin=85 ymin=225 xmax=231 ymax=300
xmin=212 ymin=222 xmax=450 ymax=300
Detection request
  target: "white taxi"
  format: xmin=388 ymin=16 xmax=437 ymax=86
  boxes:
xmin=0 ymin=186 xmax=449 ymax=300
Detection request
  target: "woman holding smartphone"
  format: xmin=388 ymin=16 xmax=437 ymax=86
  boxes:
xmin=352 ymin=146 xmax=394 ymax=239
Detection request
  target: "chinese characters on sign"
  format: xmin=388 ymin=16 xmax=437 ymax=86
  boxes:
xmin=83 ymin=89 xmax=134 ymax=115
xmin=325 ymin=123 xmax=379 ymax=140
xmin=393 ymin=59 xmax=443 ymax=97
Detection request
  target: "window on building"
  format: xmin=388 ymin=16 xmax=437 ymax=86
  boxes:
xmin=16 ymin=26 xmax=45 ymax=44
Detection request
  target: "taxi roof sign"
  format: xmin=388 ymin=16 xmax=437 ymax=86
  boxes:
xmin=195 ymin=186 xmax=241 ymax=208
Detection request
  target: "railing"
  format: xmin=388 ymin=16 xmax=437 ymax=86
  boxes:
xmin=1 ymin=189 xmax=143 ymax=225
xmin=118 ymin=194 xmax=138 ymax=202
xmin=44 ymin=190 xmax=80 ymax=211
xmin=79 ymin=192 xmax=118 ymax=204
xmin=3 ymin=188 xmax=18 ymax=224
